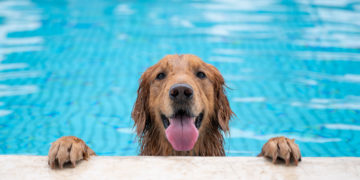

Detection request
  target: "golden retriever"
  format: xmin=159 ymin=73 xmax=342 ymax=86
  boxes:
xmin=48 ymin=54 xmax=301 ymax=169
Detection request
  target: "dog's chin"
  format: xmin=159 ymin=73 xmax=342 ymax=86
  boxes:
xmin=161 ymin=111 xmax=204 ymax=151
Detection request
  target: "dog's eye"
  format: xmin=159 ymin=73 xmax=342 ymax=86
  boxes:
xmin=196 ymin=71 xmax=206 ymax=79
xmin=156 ymin=72 xmax=166 ymax=80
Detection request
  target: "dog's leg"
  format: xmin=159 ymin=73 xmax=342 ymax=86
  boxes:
xmin=258 ymin=136 xmax=301 ymax=166
xmin=48 ymin=136 xmax=95 ymax=169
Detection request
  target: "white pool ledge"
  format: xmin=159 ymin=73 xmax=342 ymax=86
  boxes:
xmin=1 ymin=155 xmax=359 ymax=180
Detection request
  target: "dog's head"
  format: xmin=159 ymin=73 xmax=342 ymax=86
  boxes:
xmin=132 ymin=54 xmax=233 ymax=152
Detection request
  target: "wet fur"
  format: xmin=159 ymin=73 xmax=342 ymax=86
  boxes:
xmin=131 ymin=54 xmax=233 ymax=156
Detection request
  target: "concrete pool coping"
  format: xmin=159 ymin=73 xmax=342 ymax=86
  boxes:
xmin=0 ymin=155 xmax=359 ymax=180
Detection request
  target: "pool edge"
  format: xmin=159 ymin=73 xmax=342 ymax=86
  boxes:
xmin=1 ymin=155 xmax=359 ymax=179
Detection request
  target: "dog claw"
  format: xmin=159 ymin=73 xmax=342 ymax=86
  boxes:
xmin=48 ymin=136 xmax=95 ymax=169
xmin=259 ymin=136 xmax=301 ymax=166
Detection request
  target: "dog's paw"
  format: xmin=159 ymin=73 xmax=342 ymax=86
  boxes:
xmin=258 ymin=136 xmax=301 ymax=166
xmin=48 ymin=136 xmax=95 ymax=169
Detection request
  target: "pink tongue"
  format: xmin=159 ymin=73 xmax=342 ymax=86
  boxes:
xmin=165 ymin=116 xmax=198 ymax=151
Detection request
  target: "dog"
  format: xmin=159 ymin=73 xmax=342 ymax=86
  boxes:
xmin=48 ymin=54 xmax=301 ymax=169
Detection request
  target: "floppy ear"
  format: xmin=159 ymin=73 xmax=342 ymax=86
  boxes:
xmin=131 ymin=69 xmax=152 ymax=136
xmin=208 ymin=64 xmax=234 ymax=132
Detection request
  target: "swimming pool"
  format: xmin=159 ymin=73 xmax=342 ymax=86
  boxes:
xmin=0 ymin=0 xmax=359 ymax=157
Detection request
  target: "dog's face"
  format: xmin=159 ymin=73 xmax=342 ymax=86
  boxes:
xmin=132 ymin=54 xmax=232 ymax=152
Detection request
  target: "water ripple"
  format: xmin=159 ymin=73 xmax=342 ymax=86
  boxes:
xmin=229 ymin=128 xmax=341 ymax=143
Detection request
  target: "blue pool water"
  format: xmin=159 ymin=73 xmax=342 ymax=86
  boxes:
xmin=0 ymin=0 xmax=360 ymax=157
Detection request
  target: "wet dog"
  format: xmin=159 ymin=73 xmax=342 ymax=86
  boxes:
xmin=48 ymin=54 xmax=301 ymax=168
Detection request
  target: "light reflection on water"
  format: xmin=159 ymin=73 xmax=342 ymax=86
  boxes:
xmin=0 ymin=0 xmax=359 ymax=157
xmin=0 ymin=0 xmax=42 ymax=120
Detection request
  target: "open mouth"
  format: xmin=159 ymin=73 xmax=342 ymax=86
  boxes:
xmin=161 ymin=110 xmax=204 ymax=151
xmin=161 ymin=110 xmax=203 ymax=129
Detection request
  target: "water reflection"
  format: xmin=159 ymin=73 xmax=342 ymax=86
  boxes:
xmin=0 ymin=0 xmax=42 ymax=117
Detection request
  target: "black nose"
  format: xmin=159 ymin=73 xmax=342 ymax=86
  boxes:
xmin=169 ymin=83 xmax=193 ymax=102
